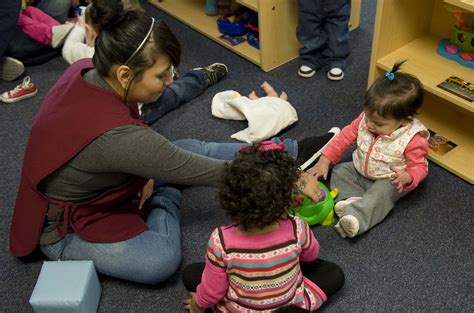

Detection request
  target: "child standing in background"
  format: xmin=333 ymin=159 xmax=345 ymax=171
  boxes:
xmin=182 ymin=142 xmax=344 ymax=312
xmin=297 ymin=0 xmax=350 ymax=81
xmin=309 ymin=61 xmax=430 ymax=238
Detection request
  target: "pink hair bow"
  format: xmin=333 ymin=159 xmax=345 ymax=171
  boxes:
xmin=257 ymin=141 xmax=286 ymax=151
xmin=239 ymin=141 xmax=286 ymax=153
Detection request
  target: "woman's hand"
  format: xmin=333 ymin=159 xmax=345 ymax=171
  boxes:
xmin=183 ymin=292 xmax=204 ymax=313
xmin=390 ymin=170 xmax=412 ymax=192
xmin=137 ymin=179 xmax=154 ymax=210
xmin=307 ymin=155 xmax=331 ymax=180
xmin=296 ymin=172 xmax=322 ymax=203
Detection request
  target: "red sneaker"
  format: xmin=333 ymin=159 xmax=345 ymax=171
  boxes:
xmin=1 ymin=76 xmax=37 ymax=103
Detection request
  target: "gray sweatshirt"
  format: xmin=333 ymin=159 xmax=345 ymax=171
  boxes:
xmin=39 ymin=69 xmax=224 ymax=243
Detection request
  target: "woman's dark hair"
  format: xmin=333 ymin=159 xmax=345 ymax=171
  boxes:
xmin=363 ymin=60 xmax=424 ymax=121
xmin=219 ymin=145 xmax=301 ymax=231
xmin=91 ymin=0 xmax=181 ymax=100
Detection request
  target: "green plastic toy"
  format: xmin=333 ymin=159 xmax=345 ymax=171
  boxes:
xmin=291 ymin=182 xmax=339 ymax=226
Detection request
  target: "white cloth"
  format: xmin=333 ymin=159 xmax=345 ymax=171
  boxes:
xmin=62 ymin=24 xmax=95 ymax=65
xmin=211 ymin=90 xmax=298 ymax=143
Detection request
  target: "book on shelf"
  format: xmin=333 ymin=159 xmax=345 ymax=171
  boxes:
xmin=437 ymin=75 xmax=474 ymax=102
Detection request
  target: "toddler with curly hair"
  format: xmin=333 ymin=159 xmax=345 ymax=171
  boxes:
xmin=182 ymin=142 xmax=344 ymax=312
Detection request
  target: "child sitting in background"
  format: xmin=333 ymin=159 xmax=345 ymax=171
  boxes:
xmin=309 ymin=61 xmax=430 ymax=238
xmin=182 ymin=142 xmax=344 ymax=312
xmin=61 ymin=4 xmax=95 ymax=64
xmin=18 ymin=2 xmax=74 ymax=48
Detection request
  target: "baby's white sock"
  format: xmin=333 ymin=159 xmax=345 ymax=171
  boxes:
xmin=334 ymin=197 xmax=362 ymax=217
xmin=338 ymin=215 xmax=359 ymax=238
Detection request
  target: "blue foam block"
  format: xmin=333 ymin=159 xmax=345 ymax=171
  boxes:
xmin=29 ymin=261 xmax=102 ymax=313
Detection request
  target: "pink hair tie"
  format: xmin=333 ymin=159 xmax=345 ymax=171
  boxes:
xmin=239 ymin=141 xmax=286 ymax=153
xmin=257 ymin=141 xmax=286 ymax=151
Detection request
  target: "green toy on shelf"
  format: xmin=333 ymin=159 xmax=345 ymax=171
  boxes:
xmin=290 ymin=182 xmax=338 ymax=226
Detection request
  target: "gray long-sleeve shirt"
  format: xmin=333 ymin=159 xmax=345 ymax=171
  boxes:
xmin=39 ymin=69 xmax=224 ymax=243
xmin=40 ymin=68 xmax=225 ymax=201
xmin=40 ymin=125 xmax=225 ymax=201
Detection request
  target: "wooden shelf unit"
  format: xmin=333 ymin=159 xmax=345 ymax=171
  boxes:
xmin=148 ymin=0 xmax=361 ymax=72
xmin=368 ymin=0 xmax=474 ymax=184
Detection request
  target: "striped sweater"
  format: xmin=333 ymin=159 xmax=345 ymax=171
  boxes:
xmin=195 ymin=216 xmax=327 ymax=312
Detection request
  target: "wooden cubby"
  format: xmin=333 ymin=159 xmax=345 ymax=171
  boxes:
xmin=368 ymin=0 xmax=474 ymax=184
xmin=148 ymin=0 xmax=361 ymax=72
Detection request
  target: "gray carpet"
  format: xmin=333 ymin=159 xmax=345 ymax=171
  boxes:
xmin=1 ymin=0 xmax=473 ymax=311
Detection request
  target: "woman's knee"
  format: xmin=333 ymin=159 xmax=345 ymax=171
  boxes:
xmin=134 ymin=248 xmax=182 ymax=284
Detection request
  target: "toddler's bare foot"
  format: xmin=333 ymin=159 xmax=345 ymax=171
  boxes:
xmin=279 ymin=91 xmax=288 ymax=101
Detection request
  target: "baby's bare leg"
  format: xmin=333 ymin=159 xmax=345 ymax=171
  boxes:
xmin=248 ymin=90 xmax=258 ymax=100
xmin=260 ymin=81 xmax=279 ymax=97
xmin=262 ymin=81 xmax=288 ymax=100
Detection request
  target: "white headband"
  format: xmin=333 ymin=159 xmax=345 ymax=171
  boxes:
xmin=125 ymin=17 xmax=155 ymax=65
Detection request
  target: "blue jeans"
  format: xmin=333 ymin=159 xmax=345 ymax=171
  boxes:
xmin=40 ymin=138 xmax=298 ymax=284
xmin=141 ymin=70 xmax=208 ymax=125
xmin=297 ymin=0 xmax=350 ymax=70
xmin=172 ymin=137 xmax=297 ymax=160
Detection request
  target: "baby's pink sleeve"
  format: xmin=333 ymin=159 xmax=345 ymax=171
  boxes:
xmin=298 ymin=219 xmax=320 ymax=263
xmin=323 ymin=112 xmax=363 ymax=164
xmin=195 ymin=230 xmax=229 ymax=308
xmin=195 ymin=258 xmax=229 ymax=308
xmin=403 ymin=134 xmax=429 ymax=191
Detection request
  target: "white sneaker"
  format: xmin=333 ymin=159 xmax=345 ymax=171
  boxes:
xmin=52 ymin=23 xmax=74 ymax=48
xmin=337 ymin=215 xmax=359 ymax=238
xmin=334 ymin=197 xmax=362 ymax=217
xmin=327 ymin=68 xmax=344 ymax=81
xmin=0 ymin=57 xmax=24 ymax=81
xmin=298 ymin=65 xmax=316 ymax=78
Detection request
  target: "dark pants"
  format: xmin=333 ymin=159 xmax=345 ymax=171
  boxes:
xmin=5 ymin=0 xmax=72 ymax=65
xmin=0 ymin=0 xmax=21 ymax=56
xmin=182 ymin=259 xmax=345 ymax=297
xmin=297 ymin=0 xmax=351 ymax=70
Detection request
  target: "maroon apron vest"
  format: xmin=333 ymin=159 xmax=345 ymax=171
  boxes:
xmin=10 ymin=59 xmax=149 ymax=256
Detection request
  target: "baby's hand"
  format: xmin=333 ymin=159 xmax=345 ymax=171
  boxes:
xmin=307 ymin=156 xmax=331 ymax=180
xmin=183 ymin=292 xmax=203 ymax=313
xmin=137 ymin=179 xmax=154 ymax=210
xmin=390 ymin=169 xmax=412 ymax=192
